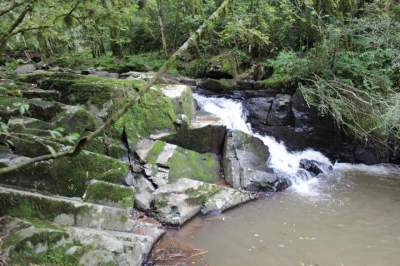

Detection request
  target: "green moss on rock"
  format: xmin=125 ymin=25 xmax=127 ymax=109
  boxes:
xmin=185 ymin=184 xmax=221 ymax=206
xmin=0 ymin=151 xmax=129 ymax=197
xmin=50 ymin=151 xmax=129 ymax=196
xmin=83 ymin=180 xmax=134 ymax=208
xmin=167 ymin=147 xmax=220 ymax=183
xmin=114 ymin=88 xmax=177 ymax=146
xmin=0 ymin=192 xmax=81 ymax=221
xmin=146 ymin=140 xmax=166 ymax=164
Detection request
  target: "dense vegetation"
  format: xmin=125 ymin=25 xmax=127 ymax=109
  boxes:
xmin=1 ymin=0 xmax=399 ymax=155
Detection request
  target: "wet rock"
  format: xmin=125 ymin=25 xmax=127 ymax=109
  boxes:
xmin=15 ymin=64 xmax=36 ymax=75
xmin=299 ymin=159 xmax=333 ymax=177
xmin=244 ymin=97 xmax=274 ymax=127
xmin=267 ymin=94 xmax=293 ymax=126
xmin=223 ymin=130 xmax=280 ymax=192
xmin=151 ymin=179 xmax=203 ymax=226
xmin=201 ymin=187 xmax=255 ymax=215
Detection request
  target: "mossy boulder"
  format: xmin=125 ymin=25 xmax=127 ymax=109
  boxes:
xmin=137 ymin=140 xmax=221 ymax=184
xmin=114 ymin=88 xmax=178 ymax=147
xmin=178 ymin=58 xmax=209 ymax=78
xmin=85 ymin=136 xmax=126 ymax=159
xmin=83 ymin=180 xmax=134 ymax=208
xmin=160 ymin=111 xmax=226 ymax=154
xmin=0 ymin=214 xmax=164 ymax=266
xmin=151 ymin=178 xmax=219 ymax=226
xmin=0 ymin=151 xmax=129 ymax=197
xmin=19 ymin=71 xmax=144 ymax=108
xmin=206 ymin=54 xmax=237 ymax=79
xmin=160 ymin=84 xmax=194 ymax=124
xmin=52 ymin=105 xmax=100 ymax=135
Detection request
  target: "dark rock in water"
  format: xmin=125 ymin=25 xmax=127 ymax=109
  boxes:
xmin=354 ymin=146 xmax=381 ymax=165
xmin=244 ymin=97 xmax=273 ymax=127
xmin=199 ymin=78 xmax=236 ymax=92
xmin=274 ymin=178 xmax=291 ymax=192
xmin=267 ymin=94 xmax=293 ymax=126
xmin=299 ymin=159 xmax=332 ymax=177
xmin=223 ymin=130 xmax=282 ymax=192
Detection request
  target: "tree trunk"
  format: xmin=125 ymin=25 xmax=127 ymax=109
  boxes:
xmin=156 ymin=0 xmax=168 ymax=57
xmin=0 ymin=1 xmax=34 ymax=54
xmin=110 ymin=26 xmax=122 ymax=58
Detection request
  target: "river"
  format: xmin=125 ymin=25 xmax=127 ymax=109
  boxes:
xmin=149 ymin=93 xmax=400 ymax=266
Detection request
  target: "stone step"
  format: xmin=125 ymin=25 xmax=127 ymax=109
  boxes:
xmin=0 ymin=215 xmax=162 ymax=266
xmin=0 ymin=186 xmax=164 ymax=238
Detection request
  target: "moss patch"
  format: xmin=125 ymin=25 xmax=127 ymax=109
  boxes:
xmin=0 ymin=151 xmax=129 ymax=197
xmin=114 ymin=88 xmax=177 ymax=146
xmin=146 ymin=140 xmax=166 ymax=164
xmin=50 ymin=151 xmax=129 ymax=196
xmin=0 ymin=192 xmax=84 ymax=221
xmin=83 ymin=180 xmax=134 ymax=208
xmin=167 ymin=147 xmax=220 ymax=183
xmin=185 ymin=184 xmax=221 ymax=205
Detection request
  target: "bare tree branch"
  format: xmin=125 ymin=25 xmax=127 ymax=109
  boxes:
xmin=0 ymin=0 xmax=26 ymax=17
xmin=0 ymin=0 xmax=233 ymax=176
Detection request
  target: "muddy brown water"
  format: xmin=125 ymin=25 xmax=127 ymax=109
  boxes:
xmin=150 ymin=166 xmax=400 ymax=266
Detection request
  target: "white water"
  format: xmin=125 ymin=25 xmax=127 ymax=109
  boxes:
xmin=194 ymin=93 xmax=332 ymax=195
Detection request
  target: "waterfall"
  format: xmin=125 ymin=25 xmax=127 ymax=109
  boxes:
xmin=194 ymin=93 xmax=333 ymax=195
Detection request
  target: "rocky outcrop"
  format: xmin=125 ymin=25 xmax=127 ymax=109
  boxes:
xmin=0 ymin=68 xmax=283 ymax=265
xmin=136 ymin=139 xmax=221 ymax=184
xmin=160 ymin=111 xmax=227 ymax=154
xmin=0 ymin=186 xmax=164 ymax=266
xmin=223 ymin=130 xmax=289 ymax=192
xmin=83 ymin=180 xmax=135 ymax=208
xmin=299 ymin=159 xmax=333 ymax=177
xmin=150 ymin=178 xmax=254 ymax=226
xmin=0 ymin=151 xmax=129 ymax=197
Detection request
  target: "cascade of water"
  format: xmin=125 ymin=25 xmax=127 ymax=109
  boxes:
xmin=194 ymin=93 xmax=333 ymax=195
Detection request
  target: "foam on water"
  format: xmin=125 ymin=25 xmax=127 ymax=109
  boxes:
xmin=334 ymin=162 xmax=400 ymax=176
xmin=194 ymin=93 xmax=331 ymax=195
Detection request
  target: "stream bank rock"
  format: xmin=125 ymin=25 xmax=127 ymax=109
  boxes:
xmin=136 ymin=139 xmax=221 ymax=184
xmin=0 ymin=151 xmax=129 ymax=197
xmin=149 ymin=178 xmax=254 ymax=226
xmin=223 ymin=130 xmax=289 ymax=192
xmin=159 ymin=110 xmax=226 ymax=154
xmin=0 ymin=186 xmax=164 ymax=266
